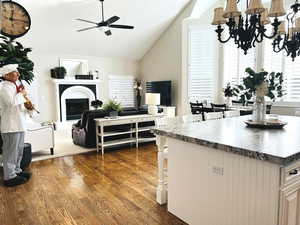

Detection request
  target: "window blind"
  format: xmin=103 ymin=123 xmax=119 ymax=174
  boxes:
xmin=223 ymin=40 xmax=256 ymax=86
xmin=188 ymin=27 xmax=216 ymax=102
xmin=109 ymin=76 xmax=135 ymax=107
xmin=285 ymin=57 xmax=300 ymax=100
xmin=263 ymin=38 xmax=300 ymax=101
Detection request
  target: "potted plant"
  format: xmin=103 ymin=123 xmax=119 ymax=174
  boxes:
xmin=223 ymin=83 xmax=238 ymax=107
xmin=50 ymin=66 xmax=67 ymax=79
xmin=102 ymin=99 xmax=122 ymax=117
xmin=236 ymin=67 xmax=285 ymax=122
xmin=0 ymin=36 xmax=34 ymax=84
xmin=91 ymin=99 xmax=103 ymax=110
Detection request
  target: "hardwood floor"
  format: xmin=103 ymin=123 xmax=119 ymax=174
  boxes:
xmin=0 ymin=144 xmax=186 ymax=225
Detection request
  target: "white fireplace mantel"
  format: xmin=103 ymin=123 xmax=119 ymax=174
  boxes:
xmin=52 ymin=78 xmax=103 ymax=122
xmin=51 ymin=78 xmax=102 ymax=85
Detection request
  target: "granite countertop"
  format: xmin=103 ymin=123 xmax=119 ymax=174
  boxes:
xmin=152 ymin=115 xmax=300 ymax=166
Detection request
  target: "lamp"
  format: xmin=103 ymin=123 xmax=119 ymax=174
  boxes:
xmin=145 ymin=93 xmax=160 ymax=115
xmin=212 ymin=0 xmax=284 ymax=55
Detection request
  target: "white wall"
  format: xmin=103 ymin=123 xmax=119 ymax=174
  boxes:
xmin=139 ymin=1 xmax=197 ymax=115
xmin=139 ymin=0 xmax=220 ymax=115
xmin=29 ymin=51 xmax=139 ymax=122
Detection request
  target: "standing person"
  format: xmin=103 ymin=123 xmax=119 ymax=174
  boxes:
xmin=0 ymin=64 xmax=32 ymax=187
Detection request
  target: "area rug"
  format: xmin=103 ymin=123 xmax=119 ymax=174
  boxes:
xmin=32 ymin=124 xmax=96 ymax=162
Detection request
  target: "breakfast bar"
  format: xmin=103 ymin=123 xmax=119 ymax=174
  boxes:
xmin=153 ymin=115 xmax=300 ymax=225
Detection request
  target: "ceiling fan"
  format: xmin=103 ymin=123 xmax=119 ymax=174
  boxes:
xmin=76 ymin=0 xmax=134 ymax=36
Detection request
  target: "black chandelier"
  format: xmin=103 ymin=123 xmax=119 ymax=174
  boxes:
xmin=273 ymin=1 xmax=300 ymax=61
xmin=212 ymin=0 xmax=286 ymax=55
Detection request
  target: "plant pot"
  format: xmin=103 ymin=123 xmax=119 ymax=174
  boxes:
xmin=109 ymin=111 xmax=118 ymax=118
xmin=252 ymin=96 xmax=266 ymax=122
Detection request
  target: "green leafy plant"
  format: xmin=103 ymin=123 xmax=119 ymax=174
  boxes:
xmin=236 ymin=67 xmax=285 ymax=103
xmin=91 ymin=99 xmax=103 ymax=109
xmin=50 ymin=67 xmax=67 ymax=79
xmin=223 ymin=83 xmax=239 ymax=97
xmin=0 ymin=36 xmax=34 ymax=84
xmin=102 ymin=99 xmax=122 ymax=112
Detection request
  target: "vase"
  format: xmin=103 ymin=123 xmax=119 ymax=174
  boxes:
xmin=252 ymin=96 xmax=266 ymax=122
xmin=225 ymin=96 xmax=232 ymax=107
xmin=109 ymin=111 xmax=118 ymax=118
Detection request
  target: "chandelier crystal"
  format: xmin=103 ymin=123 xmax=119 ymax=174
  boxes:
xmin=272 ymin=1 xmax=300 ymax=61
xmin=212 ymin=0 xmax=286 ymax=55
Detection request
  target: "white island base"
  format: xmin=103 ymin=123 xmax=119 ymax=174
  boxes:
xmin=164 ymin=138 xmax=300 ymax=225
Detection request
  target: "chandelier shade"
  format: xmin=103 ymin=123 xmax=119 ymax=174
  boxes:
xmin=246 ymin=0 xmax=265 ymax=15
xmin=269 ymin=0 xmax=286 ymax=17
xmin=295 ymin=18 xmax=300 ymax=31
xmin=223 ymin=0 xmax=241 ymax=18
xmin=212 ymin=8 xmax=227 ymax=25
xmin=261 ymin=8 xmax=271 ymax=25
xmin=278 ymin=21 xmax=287 ymax=34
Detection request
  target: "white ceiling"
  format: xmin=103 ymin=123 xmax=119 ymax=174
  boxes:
xmin=17 ymin=0 xmax=191 ymax=60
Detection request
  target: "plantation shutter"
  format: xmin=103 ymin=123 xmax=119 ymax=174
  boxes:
xmin=263 ymin=39 xmax=284 ymax=73
xmin=285 ymin=57 xmax=300 ymax=100
xmin=187 ymin=26 xmax=216 ymax=102
xmin=223 ymin=40 xmax=256 ymax=86
xmin=109 ymin=75 xmax=135 ymax=107
xmin=263 ymin=38 xmax=300 ymax=101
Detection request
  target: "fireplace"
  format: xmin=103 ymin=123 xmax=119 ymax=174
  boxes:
xmin=52 ymin=79 xmax=102 ymax=122
xmin=66 ymin=98 xmax=89 ymax=120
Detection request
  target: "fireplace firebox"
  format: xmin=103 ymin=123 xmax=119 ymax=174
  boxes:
xmin=66 ymin=98 xmax=89 ymax=120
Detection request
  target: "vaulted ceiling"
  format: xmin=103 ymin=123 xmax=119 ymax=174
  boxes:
xmin=16 ymin=0 xmax=192 ymax=60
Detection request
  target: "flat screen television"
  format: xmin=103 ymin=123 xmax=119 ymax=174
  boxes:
xmin=146 ymin=80 xmax=172 ymax=106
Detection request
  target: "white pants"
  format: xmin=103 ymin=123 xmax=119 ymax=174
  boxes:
xmin=1 ymin=132 xmax=24 ymax=180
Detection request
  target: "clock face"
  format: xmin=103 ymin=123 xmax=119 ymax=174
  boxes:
xmin=0 ymin=1 xmax=31 ymax=39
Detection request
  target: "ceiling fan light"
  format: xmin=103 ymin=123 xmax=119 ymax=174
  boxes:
xmin=212 ymin=7 xmax=227 ymax=25
xmin=269 ymin=0 xmax=286 ymax=17
xmin=223 ymin=0 xmax=241 ymax=18
xmin=246 ymin=0 xmax=265 ymax=15
xmin=105 ymin=29 xmax=112 ymax=36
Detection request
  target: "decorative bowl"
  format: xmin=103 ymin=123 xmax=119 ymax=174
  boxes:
xmin=244 ymin=119 xmax=287 ymax=129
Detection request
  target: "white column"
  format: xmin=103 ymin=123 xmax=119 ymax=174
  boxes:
xmin=156 ymin=135 xmax=167 ymax=204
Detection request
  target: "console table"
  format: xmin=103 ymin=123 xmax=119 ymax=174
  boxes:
xmin=95 ymin=114 xmax=164 ymax=155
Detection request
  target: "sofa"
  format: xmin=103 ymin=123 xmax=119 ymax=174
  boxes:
xmin=72 ymin=107 xmax=154 ymax=148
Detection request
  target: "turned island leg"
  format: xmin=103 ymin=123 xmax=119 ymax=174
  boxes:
xmin=156 ymin=135 xmax=167 ymax=204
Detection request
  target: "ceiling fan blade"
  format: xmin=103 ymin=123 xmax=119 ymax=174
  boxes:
xmin=76 ymin=19 xmax=98 ymax=25
xmin=109 ymin=24 xmax=134 ymax=29
xmin=105 ymin=16 xmax=120 ymax=25
xmin=77 ymin=26 xmax=99 ymax=32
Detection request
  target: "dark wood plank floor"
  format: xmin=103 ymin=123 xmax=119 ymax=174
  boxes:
xmin=0 ymin=144 xmax=186 ymax=225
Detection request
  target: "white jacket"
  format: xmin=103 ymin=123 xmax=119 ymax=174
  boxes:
xmin=0 ymin=81 xmax=26 ymax=133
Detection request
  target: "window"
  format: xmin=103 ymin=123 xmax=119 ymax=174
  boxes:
xmin=109 ymin=75 xmax=135 ymax=107
xmin=187 ymin=26 xmax=217 ymax=102
xmin=223 ymin=40 xmax=256 ymax=86
xmin=263 ymin=38 xmax=300 ymax=101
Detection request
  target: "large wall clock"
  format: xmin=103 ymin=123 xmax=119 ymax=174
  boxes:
xmin=0 ymin=0 xmax=31 ymax=39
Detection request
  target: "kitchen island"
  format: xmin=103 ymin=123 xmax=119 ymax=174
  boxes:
xmin=153 ymin=115 xmax=300 ymax=225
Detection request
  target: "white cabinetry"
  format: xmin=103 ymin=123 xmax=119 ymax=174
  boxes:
xmin=280 ymin=163 xmax=300 ymax=225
